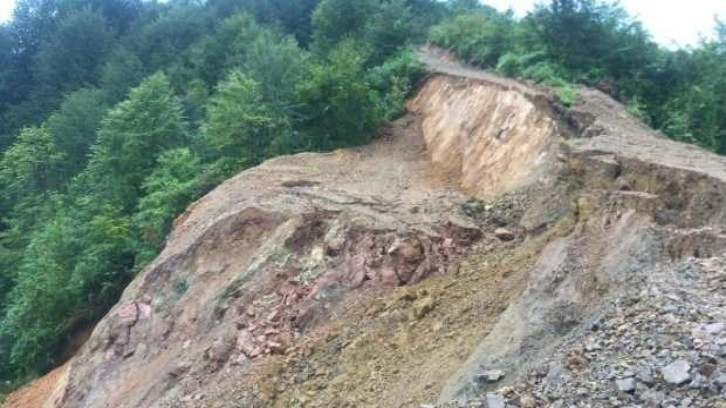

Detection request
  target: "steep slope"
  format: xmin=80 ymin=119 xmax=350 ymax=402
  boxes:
xmin=6 ymin=52 xmax=726 ymax=408
xmin=425 ymin=55 xmax=726 ymax=407
xmin=42 ymin=117 xmax=488 ymax=407
xmin=407 ymin=72 xmax=561 ymax=198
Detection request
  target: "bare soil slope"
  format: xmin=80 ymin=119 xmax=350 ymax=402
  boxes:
xmin=5 ymin=50 xmax=726 ymax=408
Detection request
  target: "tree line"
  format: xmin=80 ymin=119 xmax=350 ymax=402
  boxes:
xmin=430 ymin=0 xmax=726 ymax=151
xmin=0 ymin=0 xmax=723 ymax=393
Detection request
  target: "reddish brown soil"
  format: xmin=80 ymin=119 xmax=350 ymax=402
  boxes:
xmin=3 ymin=364 xmax=67 ymax=408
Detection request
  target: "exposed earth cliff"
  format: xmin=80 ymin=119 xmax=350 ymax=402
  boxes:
xmin=5 ymin=52 xmax=726 ymax=408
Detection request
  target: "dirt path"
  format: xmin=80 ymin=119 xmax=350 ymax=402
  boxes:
xmin=417 ymin=48 xmax=541 ymax=96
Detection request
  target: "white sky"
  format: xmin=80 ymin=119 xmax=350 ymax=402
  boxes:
xmin=0 ymin=0 xmax=724 ymax=47
xmin=0 ymin=0 xmax=14 ymax=24
xmin=485 ymin=0 xmax=726 ymax=48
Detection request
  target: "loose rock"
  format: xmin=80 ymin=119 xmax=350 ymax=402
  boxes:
xmin=485 ymin=393 xmax=506 ymax=408
xmin=661 ymin=360 xmax=691 ymax=384
xmin=476 ymin=370 xmax=505 ymax=384
xmin=615 ymin=377 xmax=636 ymax=393
xmin=413 ymin=296 xmax=436 ymax=319
xmin=494 ymin=228 xmax=515 ymax=241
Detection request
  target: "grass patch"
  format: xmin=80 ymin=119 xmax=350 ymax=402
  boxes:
xmin=555 ymin=85 xmax=578 ymax=107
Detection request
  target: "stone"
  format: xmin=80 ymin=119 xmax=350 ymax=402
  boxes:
xmin=476 ymin=370 xmax=505 ymax=383
xmin=138 ymin=303 xmax=152 ymax=319
xmin=267 ymin=340 xmax=285 ymax=355
xmin=122 ymin=348 xmax=136 ymax=359
xmin=413 ymin=296 xmax=435 ymax=319
xmin=230 ymin=353 xmax=249 ymax=366
xmin=485 ymin=393 xmax=506 ymax=408
xmin=615 ymin=377 xmax=636 ymax=393
xmin=520 ymin=396 xmax=537 ymax=408
xmin=544 ymin=362 xmax=570 ymax=387
xmin=462 ymin=200 xmax=484 ymax=217
xmin=442 ymin=238 xmax=454 ymax=248
xmin=585 ymin=340 xmax=602 ymax=352
xmin=688 ymin=373 xmax=707 ymax=389
xmin=636 ymin=367 xmax=655 ymax=385
xmin=494 ymin=228 xmax=515 ymax=241
xmin=397 ymin=239 xmax=424 ymax=261
xmin=692 ymin=322 xmax=725 ymax=339
xmin=237 ymin=330 xmax=263 ymax=358
xmin=208 ymin=338 xmax=232 ymax=363
xmin=168 ymin=363 xmax=191 ymax=378
xmin=704 ymin=322 xmax=725 ymax=334
xmin=698 ymin=363 xmax=716 ymax=377
xmin=325 ymin=236 xmax=345 ymax=256
xmin=566 ymin=354 xmax=586 ymax=370
xmin=662 ymin=360 xmax=691 ymax=384
xmin=116 ymin=302 xmax=140 ymax=327
xmin=640 ymin=389 xmax=666 ymax=406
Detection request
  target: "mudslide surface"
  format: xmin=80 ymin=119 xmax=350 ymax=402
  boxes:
xmin=419 ymin=47 xmax=726 ymax=182
xmin=5 ymin=50 xmax=726 ymax=408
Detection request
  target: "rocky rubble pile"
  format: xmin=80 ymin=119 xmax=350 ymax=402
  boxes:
xmin=437 ymin=256 xmax=726 ymax=408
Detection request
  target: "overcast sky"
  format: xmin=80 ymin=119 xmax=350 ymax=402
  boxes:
xmin=484 ymin=0 xmax=726 ymax=48
xmin=0 ymin=0 xmax=724 ymax=48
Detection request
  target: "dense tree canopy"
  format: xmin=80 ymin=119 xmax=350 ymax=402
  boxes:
xmin=0 ymin=0 xmax=439 ymax=389
xmin=0 ymin=0 xmax=723 ymax=395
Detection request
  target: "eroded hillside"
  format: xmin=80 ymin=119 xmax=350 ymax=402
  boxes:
xmin=5 ymin=52 xmax=726 ymax=408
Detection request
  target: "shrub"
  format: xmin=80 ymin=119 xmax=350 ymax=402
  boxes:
xmin=555 ymin=85 xmax=579 ymax=107
xmin=429 ymin=11 xmax=514 ymax=67
xmin=367 ymin=47 xmax=426 ymax=119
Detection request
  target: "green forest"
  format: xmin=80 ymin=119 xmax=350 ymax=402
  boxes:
xmin=0 ymin=0 xmax=723 ymax=392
